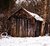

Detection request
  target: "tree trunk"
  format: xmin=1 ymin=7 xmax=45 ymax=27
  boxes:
xmin=41 ymin=0 xmax=48 ymax=36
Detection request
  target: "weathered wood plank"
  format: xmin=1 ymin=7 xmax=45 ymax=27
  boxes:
xmin=24 ymin=19 xmax=28 ymax=37
xmin=16 ymin=18 xmax=20 ymax=37
xmin=10 ymin=17 xmax=17 ymax=37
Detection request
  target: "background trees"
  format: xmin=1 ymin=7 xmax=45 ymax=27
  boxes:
xmin=0 ymin=0 xmax=15 ymax=12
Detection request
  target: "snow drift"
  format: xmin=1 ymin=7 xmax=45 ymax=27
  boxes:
xmin=0 ymin=36 xmax=50 ymax=46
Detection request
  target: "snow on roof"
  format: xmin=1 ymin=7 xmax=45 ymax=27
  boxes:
xmin=23 ymin=8 xmax=43 ymax=21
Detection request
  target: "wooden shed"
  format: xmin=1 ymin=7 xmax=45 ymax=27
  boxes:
xmin=7 ymin=7 xmax=43 ymax=37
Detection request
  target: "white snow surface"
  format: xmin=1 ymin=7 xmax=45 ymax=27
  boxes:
xmin=23 ymin=8 xmax=43 ymax=21
xmin=0 ymin=36 xmax=50 ymax=46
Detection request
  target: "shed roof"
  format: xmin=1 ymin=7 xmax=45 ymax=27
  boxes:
xmin=23 ymin=8 xmax=43 ymax=21
xmin=7 ymin=6 xmax=43 ymax=21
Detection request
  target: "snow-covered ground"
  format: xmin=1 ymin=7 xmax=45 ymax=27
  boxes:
xmin=0 ymin=36 xmax=50 ymax=46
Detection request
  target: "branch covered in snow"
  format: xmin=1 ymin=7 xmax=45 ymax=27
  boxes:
xmin=16 ymin=0 xmax=42 ymax=6
xmin=1 ymin=32 xmax=9 ymax=38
